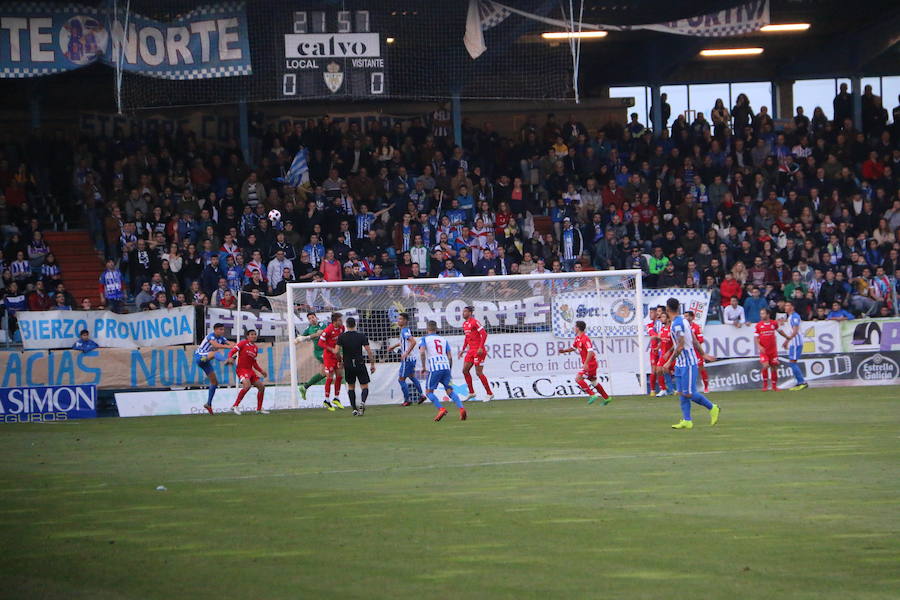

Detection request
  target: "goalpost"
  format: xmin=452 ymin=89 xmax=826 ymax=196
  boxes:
xmin=284 ymin=270 xmax=646 ymax=409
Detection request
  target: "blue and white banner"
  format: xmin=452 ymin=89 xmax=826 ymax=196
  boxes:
xmin=17 ymin=306 xmax=195 ymax=350
xmin=0 ymin=2 xmax=251 ymax=79
xmin=1 ymin=384 xmax=97 ymax=423
xmin=552 ymin=288 xmax=711 ymax=339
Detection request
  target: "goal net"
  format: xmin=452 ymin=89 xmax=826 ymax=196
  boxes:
xmin=285 ymin=270 xmax=645 ymax=409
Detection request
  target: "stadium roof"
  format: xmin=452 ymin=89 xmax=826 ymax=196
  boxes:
xmin=0 ymin=0 xmax=897 ymax=113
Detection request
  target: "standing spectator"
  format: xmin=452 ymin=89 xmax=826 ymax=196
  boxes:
xmin=743 ymin=287 xmax=768 ymax=322
xmin=99 ymin=260 xmax=126 ymax=312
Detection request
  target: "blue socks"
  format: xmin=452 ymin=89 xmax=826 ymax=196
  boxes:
xmin=426 ymin=392 xmax=442 ymax=410
xmin=680 ymin=395 xmax=692 ymax=420
xmin=410 ymin=377 xmax=423 ymax=395
xmin=789 ymin=362 xmax=805 ymax=384
xmin=206 ymin=384 xmax=217 ymax=405
xmin=447 ymin=390 xmax=464 ymax=409
xmin=692 ymin=392 xmax=714 ymax=410
xmin=680 ymin=392 xmax=714 ymax=420
xmin=399 ymin=380 xmax=410 ymax=402
xmin=664 ymin=372 xmax=674 ymax=392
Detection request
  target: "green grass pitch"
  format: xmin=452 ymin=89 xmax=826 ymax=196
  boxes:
xmin=1 ymin=387 xmax=898 ymax=599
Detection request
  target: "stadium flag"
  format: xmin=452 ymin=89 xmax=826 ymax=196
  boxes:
xmin=467 ymin=0 xmax=770 ymax=57
xmin=276 ymin=148 xmax=310 ymax=187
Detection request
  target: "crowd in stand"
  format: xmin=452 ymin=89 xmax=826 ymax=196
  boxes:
xmin=2 ymin=86 xmax=900 ymax=337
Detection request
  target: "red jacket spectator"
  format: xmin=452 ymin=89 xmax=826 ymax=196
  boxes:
xmin=28 ymin=288 xmax=54 ymax=311
xmin=321 ymin=257 xmax=342 ymax=282
xmin=861 ymin=157 xmax=884 ymax=181
xmin=719 ymin=275 xmax=743 ymax=306
xmin=601 ymin=183 xmax=625 ymax=209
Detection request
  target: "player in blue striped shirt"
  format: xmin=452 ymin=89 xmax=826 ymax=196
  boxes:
xmin=781 ymin=301 xmax=809 ymax=390
xmin=418 ymin=320 xmax=466 ymax=422
xmin=387 ymin=313 xmax=425 ymax=406
xmin=195 ymin=323 xmax=235 ymax=414
xmin=664 ymin=298 xmax=719 ymax=430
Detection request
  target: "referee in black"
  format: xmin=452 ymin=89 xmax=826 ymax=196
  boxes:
xmin=336 ymin=317 xmax=376 ymax=415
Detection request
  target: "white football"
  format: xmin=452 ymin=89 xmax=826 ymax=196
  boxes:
xmin=268 ymin=209 xmax=282 ymax=223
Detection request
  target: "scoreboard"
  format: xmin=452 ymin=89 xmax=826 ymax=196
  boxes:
xmin=282 ymin=10 xmax=388 ymax=99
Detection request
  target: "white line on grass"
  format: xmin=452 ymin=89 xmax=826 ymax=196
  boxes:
xmin=167 ymin=443 xmax=862 ymax=484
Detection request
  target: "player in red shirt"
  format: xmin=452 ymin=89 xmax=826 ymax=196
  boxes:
xmin=228 ymin=329 xmax=269 ymax=415
xmin=685 ymin=310 xmax=710 ymax=393
xmin=646 ymin=306 xmax=662 ymax=396
xmin=560 ymin=320 xmax=610 ymax=405
xmin=655 ymin=311 xmax=675 ymax=396
xmin=459 ymin=305 xmax=494 ymax=402
xmin=754 ymin=307 xmax=780 ymax=391
xmin=317 ymin=312 xmax=345 ymax=411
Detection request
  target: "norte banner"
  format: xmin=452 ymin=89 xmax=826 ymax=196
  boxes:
xmin=16 ymin=306 xmax=196 ymax=350
xmin=838 ymin=318 xmax=900 ymax=353
xmin=551 ymin=288 xmax=711 ymax=339
xmin=206 ymin=306 xmax=359 ymax=338
xmin=0 ymin=2 xmax=251 ymax=79
xmin=0 ymin=384 xmax=97 ymax=423
xmin=704 ymin=351 xmax=900 ymax=392
xmin=702 ymin=320 xmax=840 ymax=359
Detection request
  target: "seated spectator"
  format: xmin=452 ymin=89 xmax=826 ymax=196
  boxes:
xmin=72 ymin=330 xmax=98 ymax=353
xmin=826 ymin=302 xmax=854 ymax=321
xmin=27 ymin=280 xmax=53 ymax=311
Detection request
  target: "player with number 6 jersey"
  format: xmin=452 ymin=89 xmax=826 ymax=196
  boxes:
xmin=419 ymin=320 xmax=466 ymax=422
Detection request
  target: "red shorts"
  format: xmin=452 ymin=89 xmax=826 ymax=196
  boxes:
xmin=323 ymin=352 xmax=342 ymax=373
xmin=579 ymin=362 xmax=598 ymax=380
xmin=759 ymin=350 xmax=779 ymax=365
xmin=464 ymin=349 xmax=486 ymax=366
xmin=649 ymin=349 xmax=660 ymax=363
xmin=237 ymin=368 xmax=259 ymax=385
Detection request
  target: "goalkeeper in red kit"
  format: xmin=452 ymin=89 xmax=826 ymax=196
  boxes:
xmin=228 ymin=329 xmax=269 ymax=415
xmin=459 ymin=305 xmax=494 ymax=402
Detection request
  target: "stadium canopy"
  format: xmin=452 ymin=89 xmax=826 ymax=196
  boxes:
xmin=0 ymin=0 xmax=897 ymax=112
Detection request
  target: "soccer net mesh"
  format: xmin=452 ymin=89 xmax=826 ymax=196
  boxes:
xmin=114 ymin=0 xmax=572 ymax=110
xmin=286 ymin=270 xmax=645 ymax=409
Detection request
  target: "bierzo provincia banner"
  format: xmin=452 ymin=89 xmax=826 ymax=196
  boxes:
xmin=17 ymin=306 xmax=195 ymax=350
xmin=0 ymin=2 xmax=251 ymax=79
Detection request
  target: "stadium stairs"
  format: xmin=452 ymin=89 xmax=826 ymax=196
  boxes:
xmin=44 ymin=230 xmax=104 ymax=304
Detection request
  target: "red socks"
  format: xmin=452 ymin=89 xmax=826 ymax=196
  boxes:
xmin=577 ymin=379 xmax=593 ymax=395
xmin=478 ymin=373 xmax=492 ymax=395
xmin=325 ymin=376 xmax=332 ymax=397
xmin=658 ymin=373 xmax=667 ymax=391
xmin=594 ymin=383 xmax=608 ymax=399
xmin=700 ymin=369 xmax=709 ymax=388
xmin=464 ymin=371 xmax=475 ymax=394
xmin=770 ymin=367 xmax=778 ymax=389
xmin=234 ymin=388 xmax=249 ymax=407
xmin=649 ymin=372 xmax=657 ymax=392
xmin=257 ymin=387 xmax=265 ymax=411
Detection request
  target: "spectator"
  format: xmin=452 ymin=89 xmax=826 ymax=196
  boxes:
xmin=72 ymin=330 xmax=98 ymax=353
xmin=743 ymin=287 xmax=768 ymax=322
xmin=723 ymin=296 xmax=747 ymax=327
xmin=826 ymin=301 xmax=854 ymax=321
xmin=719 ymin=272 xmax=743 ymax=306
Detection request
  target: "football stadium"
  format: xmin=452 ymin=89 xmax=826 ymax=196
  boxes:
xmin=1 ymin=1 xmax=899 ymax=598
